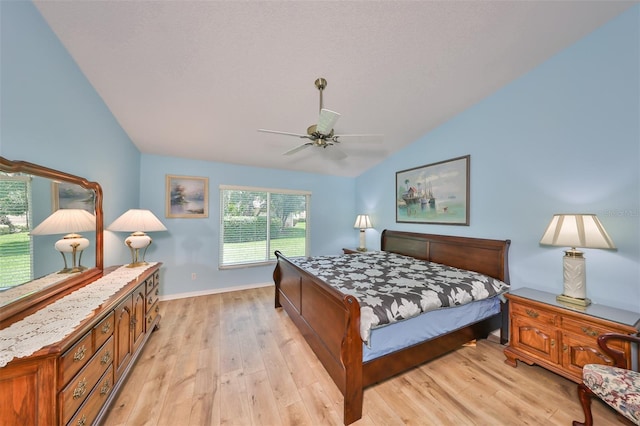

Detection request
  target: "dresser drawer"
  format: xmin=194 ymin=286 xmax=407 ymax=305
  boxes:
xmin=145 ymin=275 xmax=157 ymax=294
xmin=147 ymin=301 xmax=160 ymax=330
xmin=61 ymin=337 xmax=114 ymax=424
xmin=60 ymin=332 xmax=94 ymax=387
xmin=511 ymin=302 xmax=557 ymax=326
xmin=146 ymin=287 xmax=160 ymax=312
xmin=93 ymin=312 xmax=114 ymax=349
xmin=66 ymin=366 xmax=114 ymax=426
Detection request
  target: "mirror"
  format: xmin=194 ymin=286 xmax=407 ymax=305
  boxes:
xmin=0 ymin=157 xmax=103 ymax=322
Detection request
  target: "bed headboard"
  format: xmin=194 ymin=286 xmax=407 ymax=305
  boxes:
xmin=380 ymin=230 xmax=511 ymax=283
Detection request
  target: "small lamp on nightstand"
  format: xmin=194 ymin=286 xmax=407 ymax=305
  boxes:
xmin=353 ymin=214 xmax=372 ymax=252
xmin=540 ymin=213 xmax=615 ymax=306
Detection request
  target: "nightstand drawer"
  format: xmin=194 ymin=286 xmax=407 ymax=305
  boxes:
xmin=511 ymin=302 xmax=557 ymax=326
xmin=561 ymin=317 xmax=624 ymax=346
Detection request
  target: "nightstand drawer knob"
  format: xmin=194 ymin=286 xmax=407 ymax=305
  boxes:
xmin=551 ymin=339 xmax=555 ymax=347
xmin=581 ymin=327 xmax=598 ymax=337
xmin=525 ymin=309 xmax=539 ymax=319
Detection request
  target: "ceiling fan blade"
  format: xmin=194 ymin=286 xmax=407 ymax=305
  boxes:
xmin=283 ymin=143 xmax=312 ymax=156
xmin=322 ymin=146 xmax=348 ymax=161
xmin=316 ymin=109 xmax=341 ymax=135
xmin=333 ymin=134 xmax=384 ymax=142
xmin=258 ymin=129 xmax=309 ymax=138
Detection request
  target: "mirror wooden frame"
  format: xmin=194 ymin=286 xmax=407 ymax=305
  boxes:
xmin=0 ymin=157 xmax=103 ymax=324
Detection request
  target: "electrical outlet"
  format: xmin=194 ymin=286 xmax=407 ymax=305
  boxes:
xmin=191 ymin=273 xmax=197 ymax=280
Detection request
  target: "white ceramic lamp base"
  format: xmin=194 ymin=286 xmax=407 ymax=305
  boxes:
xmin=557 ymin=251 xmax=591 ymax=306
xmin=125 ymin=232 xmax=152 ymax=267
xmin=54 ymin=234 xmax=90 ymax=273
xmin=357 ymin=229 xmax=367 ymax=252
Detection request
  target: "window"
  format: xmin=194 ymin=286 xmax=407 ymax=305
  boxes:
xmin=0 ymin=174 xmax=33 ymax=287
xmin=220 ymin=185 xmax=310 ymax=268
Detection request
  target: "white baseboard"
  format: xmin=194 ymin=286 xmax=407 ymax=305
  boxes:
xmin=158 ymin=281 xmax=274 ymax=302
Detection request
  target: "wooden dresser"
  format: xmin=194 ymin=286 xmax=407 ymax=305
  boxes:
xmin=504 ymin=287 xmax=640 ymax=383
xmin=0 ymin=263 xmax=162 ymax=426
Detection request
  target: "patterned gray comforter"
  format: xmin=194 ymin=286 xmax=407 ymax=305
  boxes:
xmin=289 ymin=251 xmax=509 ymax=343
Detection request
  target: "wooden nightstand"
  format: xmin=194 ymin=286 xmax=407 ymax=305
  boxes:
xmin=504 ymin=288 xmax=640 ymax=383
xmin=342 ymin=248 xmax=361 ymax=254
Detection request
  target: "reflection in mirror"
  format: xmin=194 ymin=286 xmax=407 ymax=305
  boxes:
xmin=0 ymin=157 xmax=103 ymax=319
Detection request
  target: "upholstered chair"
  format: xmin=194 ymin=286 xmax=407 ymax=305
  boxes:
xmin=573 ymin=333 xmax=640 ymax=426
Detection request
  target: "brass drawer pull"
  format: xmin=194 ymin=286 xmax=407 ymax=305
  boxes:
xmin=155 ymin=288 xmax=159 ymax=295
xmin=148 ymin=316 xmax=152 ymax=324
xmin=563 ymin=344 xmax=568 ymax=352
xmin=551 ymin=339 xmax=555 ymax=347
xmin=155 ymin=305 xmax=160 ymax=313
xmin=77 ymin=415 xmax=87 ymax=426
xmin=581 ymin=327 xmax=598 ymax=337
xmin=525 ymin=309 xmax=539 ymax=319
xmin=101 ymin=321 xmax=111 ymax=334
xmin=100 ymin=350 xmax=112 ymax=365
xmin=73 ymin=345 xmax=87 ymax=362
xmin=100 ymin=378 xmax=111 ymax=395
xmin=73 ymin=378 xmax=87 ymax=400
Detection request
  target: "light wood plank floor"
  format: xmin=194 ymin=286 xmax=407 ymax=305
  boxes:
xmin=103 ymin=286 xmax=621 ymax=425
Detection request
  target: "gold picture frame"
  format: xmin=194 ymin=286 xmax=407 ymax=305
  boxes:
xmin=165 ymin=174 xmax=209 ymax=218
xmin=51 ymin=181 xmax=96 ymax=213
xmin=396 ymin=155 xmax=470 ymax=225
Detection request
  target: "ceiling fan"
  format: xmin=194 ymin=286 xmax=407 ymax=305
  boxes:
xmin=258 ymin=78 xmax=382 ymax=159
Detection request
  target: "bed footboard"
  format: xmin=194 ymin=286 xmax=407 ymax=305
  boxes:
xmin=273 ymin=251 xmax=364 ymax=424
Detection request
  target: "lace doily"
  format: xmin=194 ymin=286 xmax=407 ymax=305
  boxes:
xmin=0 ymin=263 xmax=158 ymax=368
xmin=0 ymin=271 xmax=81 ymax=308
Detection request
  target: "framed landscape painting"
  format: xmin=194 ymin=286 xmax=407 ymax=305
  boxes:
xmin=52 ymin=182 xmax=95 ymax=213
xmin=166 ymin=175 xmax=209 ymax=218
xmin=396 ymin=155 xmax=470 ymax=225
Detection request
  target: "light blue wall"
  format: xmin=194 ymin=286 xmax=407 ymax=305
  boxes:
xmin=357 ymin=6 xmax=640 ymax=312
xmin=0 ymin=1 xmax=141 ymax=267
xmin=137 ymin=154 xmax=355 ymax=296
xmin=3 ymin=1 xmax=638 ymax=311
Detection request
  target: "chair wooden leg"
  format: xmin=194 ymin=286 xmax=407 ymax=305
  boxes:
xmin=573 ymin=383 xmax=594 ymax=426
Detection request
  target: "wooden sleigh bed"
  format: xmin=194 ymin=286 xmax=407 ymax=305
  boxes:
xmin=273 ymin=230 xmax=511 ymax=425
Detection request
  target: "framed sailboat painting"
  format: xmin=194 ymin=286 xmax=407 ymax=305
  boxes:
xmin=396 ymin=155 xmax=470 ymax=225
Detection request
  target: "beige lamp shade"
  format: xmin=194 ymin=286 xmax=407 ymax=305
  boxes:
xmin=107 ymin=209 xmax=167 ymax=233
xmin=539 ymin=214 xmax=615 ymax=249
xmin=353 ymin=214 xmax=373 ymax=229
xmin=31 ymin=209 xmax=96 ymax=235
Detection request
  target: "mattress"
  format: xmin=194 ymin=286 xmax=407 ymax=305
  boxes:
xmin=363 ymin=296 xmax=501 ymax=362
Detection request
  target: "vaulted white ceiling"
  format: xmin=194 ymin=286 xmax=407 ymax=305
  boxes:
xmin=34 ymin=1 xmax=635 ymax=177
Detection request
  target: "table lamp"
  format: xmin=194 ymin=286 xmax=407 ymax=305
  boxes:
xmin=107 ymin=209 xmax=167 ymax=267
xmin=354 ymin=214 xmax=373 ymax=252
xmin=540 ymin=214 xmax=615 ymax=306
xmin=31 ymin=209 xmax=96 ymax=273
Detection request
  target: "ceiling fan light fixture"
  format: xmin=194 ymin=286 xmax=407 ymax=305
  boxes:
xmin=316 ymin=108 xmax=341 ymax=135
